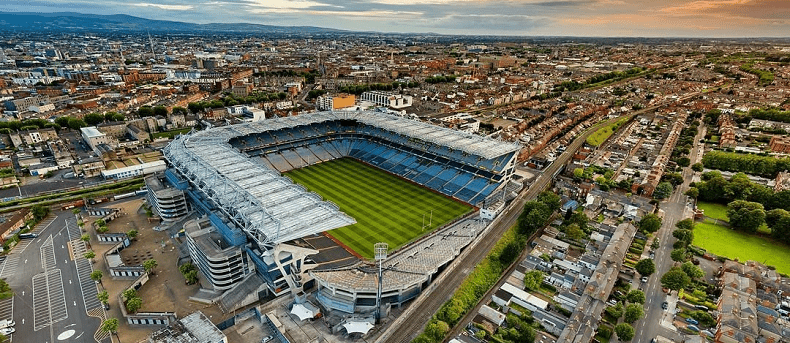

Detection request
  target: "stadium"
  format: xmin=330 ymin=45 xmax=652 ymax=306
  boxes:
xmin=162 ymin=110 xmax=521 ymax=315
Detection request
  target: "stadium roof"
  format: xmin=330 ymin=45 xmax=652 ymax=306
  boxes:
xmin=201 ymin=110 xmax=520 ymax=160
xmin=163 ymin=110 xmax=517 ymax=246
xmin=164 ymin=133 xmax=356 ymax=246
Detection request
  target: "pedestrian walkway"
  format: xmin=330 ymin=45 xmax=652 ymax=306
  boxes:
xmin=69 ymin=240 xmax=88 ymax=260
xmin=65 ymin=217 xmax=81 ymax=241
xmin=75 ymin=258 xmax=101 ymax=312
xmin=32 ymin=269 xmax=68 ymax=331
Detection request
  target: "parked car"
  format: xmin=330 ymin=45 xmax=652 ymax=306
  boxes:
xmin=686 ymin=317 xmax=699 ymax=325
xmin=0 ymin=320 xmax=13 ymax=329
xmin=694 ymin=305 xmax=709 ymax=311
xmin=641 ymin=276 xmax=649 ymax=283
xmin=18 ymin=233 xmax=38 ymax=239
xmin=687 ymin=324 xmax=700 ymax=332
xmin=661 ymin=301 xmax=668 ymax=310
xmin=0 ymin=327 xmax=13 ymax=335
xmin=261 ymin=336 xmax=273 ymax=343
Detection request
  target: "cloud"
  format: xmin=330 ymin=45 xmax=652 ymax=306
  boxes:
xmin=132 ymin=3 xmax=193 ymax=10
xmin=660 ymin=0 xmax=790 ymax=19
xmin=243 ymin=0 xmax=342 ymax=9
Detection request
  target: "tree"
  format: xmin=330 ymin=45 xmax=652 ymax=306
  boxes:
xmin=538 ymin=191 xmax=562 ymax=212
xmin=675 ymin=218 xmax=694 ymax=231
xmin=639 ymin=213 xmax=662 ymax=233
xmin=499 ymin=241 xmax=521 ymax=265
xmin=727 ymin=200 xmax=766 ymax=232
xmin=90 ymin=270 xmax=103 ymax=286
xmin=676 ymin=156 xmax=691 ymax=167
xmin=681 ymin=261 xmax=705 ymax=280
xmin=624 ymin=304 xmax=644 ymax=323
xmin=97 ymin=290 xmax=109 ymax=306
xmin=661 ymin=267 xmax=691 ymax=292
xmin=614 ymin=323 xmax=635 ymax=341
xmin=606 ymin=303 xmax=624 ymax=319
xmin=143 ymin=259 xmax=158 ymax=275
xmin=692 ymin=163 xmax=704 ymax=172
xmin=670 ymin=248 xmax=687 ymax=262
xmin=72 ymin=208 xmax=81 ymax=215
xmin=635 ymin=259 xmax=656 ymax=276
xmin=126 ymin=296 xmax=142 ymax=313
xmin=565 ymin=223 xmax=585 ymax=240
xmin=100 ymin=318 xmax=119 ymax=337
xmin=84 ymin=113 xmax=105 ymax=126
xmin=425 ymin=320 xmax=450 ymax=341
xmin=653 ymin=182 xmax=674 ymax=199
xmin=68 ymin=118 xmax=87 ymax=130
xmin=172 ymin=106 xmax=189 ymax=115
xmin=573 ymin=168 xmax=584 ymax=179
xmin=523 ymin=270 xmax=545 ymax=291
xmin=662 ymin=172 xmax=684 ymax=186
xmin=138 ymin=106 xmax=154 ymax=117
xmin=55 ymin=116 xmax=72 ymax=128
xmin=766 ymin=209 xmax=790 ymax=243
xmin=684 ymin=187 xmax=699 ymax=199
xmin=84 ymin=251 xmax=95 ymax=261
xmin=517 ymin=201 xmax=551 ymax=236
xmin=122 ymin=289 xmax=138 ymax=301
xmin=31 ymin=204 xmax=50 ymax=221
xmin=153 ymin=106 xmax=168 ymax=117
xmin=81 ymin=234 xmax=90 ymax=244
xmin=673 ymin=229 xmax=694 ymax=246
xmin=626 ymin=290 xmax=645 ymax=304
xmin=127 ymin=229 xmax=138 ymax=240
xmin=184 ymin=269 xmax=198 ymax=284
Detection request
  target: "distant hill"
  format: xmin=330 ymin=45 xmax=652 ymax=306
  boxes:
xmin=0 ymin=12 xmax=344 ymax=34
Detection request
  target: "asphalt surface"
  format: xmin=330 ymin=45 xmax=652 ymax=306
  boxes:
xmin=1 ymin=210 xmax=108 ymax=343
xmin=379 ymin=115 xmax=626 ymax=343
xmin=632 ymin=120 xmax=707 ymax=343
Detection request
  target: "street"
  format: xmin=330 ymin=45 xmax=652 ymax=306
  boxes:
xmin=0 ymin=210 xmax=109 ymax=343
xmin=632 ymin=118 xmax=706 ymax=343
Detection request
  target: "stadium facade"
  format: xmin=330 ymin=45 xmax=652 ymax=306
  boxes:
xmin=162 ymin=110 xmax=520 ymax=311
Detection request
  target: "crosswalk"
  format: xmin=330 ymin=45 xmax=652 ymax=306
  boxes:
xmin=75 ymin=258 xmax=101 ymax=312
xmin=32 ymin=269 xmax=68 ymax=331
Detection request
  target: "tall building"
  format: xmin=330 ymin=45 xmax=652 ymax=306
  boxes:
xmin=316 ymin=93 xmax=355 ymax=110
xmin=360 ymin=91 xmax=412 ymax=109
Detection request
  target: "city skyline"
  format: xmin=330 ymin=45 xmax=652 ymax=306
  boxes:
xmin=1 ymin=0 xmax=789 ymax=37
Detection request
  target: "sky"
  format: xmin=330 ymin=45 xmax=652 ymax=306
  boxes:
xmin=2 ymin=0 xmax=790 ymax=37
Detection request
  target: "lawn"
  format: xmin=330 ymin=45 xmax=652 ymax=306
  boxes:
xmin=693 ymin=220 xmax=790 ymax=275
xmin=586 ymin=116 xmax=630 ymax=146
xmin=697 ymin=201 xmax=729 ymax=222
xmin=286 ymin=158 xmax=472 ymax=259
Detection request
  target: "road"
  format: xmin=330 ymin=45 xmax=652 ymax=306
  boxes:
xmin=0 ymin=210 xmax=109 ymax=343
xmin=633 ymin=118 xmax=707 ymax=343
xmin=379 ymin=114 xmax=628 ymax=343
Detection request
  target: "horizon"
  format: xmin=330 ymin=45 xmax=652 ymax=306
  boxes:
xmin=0 ymin=0 xmax=789 ymax=38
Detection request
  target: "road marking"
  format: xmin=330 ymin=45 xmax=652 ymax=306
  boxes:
xmin=0 ymin=255 xmax=20 ymax=279
xmin=32 ymin=269 xmax=68 ymax=331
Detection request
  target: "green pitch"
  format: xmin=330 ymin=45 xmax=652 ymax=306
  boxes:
xmin=286 ymin=158 xmax=472 ymax=259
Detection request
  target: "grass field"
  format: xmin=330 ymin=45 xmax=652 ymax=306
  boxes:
xmin=697 ymin=201 xmax=729 ymax=222
xmin=286 ymin=158 xmax=472 ymax=259
xmin=586 ymin=116 xmax=630 ymax=146
xmin=693 ymin=219 xmax=790 ymax=275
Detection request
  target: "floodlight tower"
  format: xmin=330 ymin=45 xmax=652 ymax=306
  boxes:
xmin=374 ymin=242 xmax=388 ymax=322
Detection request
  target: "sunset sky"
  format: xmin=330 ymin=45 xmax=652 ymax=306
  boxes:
xmin=2 ymin=0 xmax=789 ymax=37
